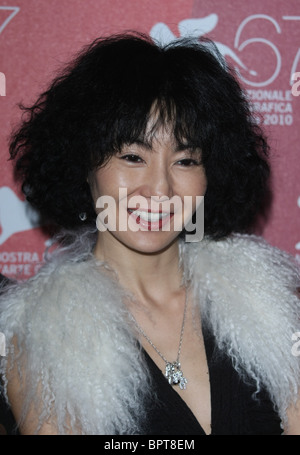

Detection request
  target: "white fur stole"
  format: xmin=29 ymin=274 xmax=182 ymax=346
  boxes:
xmin=0 ymin=232 xmax=299 ymax=434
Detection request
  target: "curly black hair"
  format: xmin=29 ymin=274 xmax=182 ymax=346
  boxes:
xmin=9 ymin=31 xmax=270 ymax=239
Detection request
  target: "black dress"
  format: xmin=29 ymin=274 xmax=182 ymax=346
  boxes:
xmin=141 ymin=326 xmax=283 ymax=435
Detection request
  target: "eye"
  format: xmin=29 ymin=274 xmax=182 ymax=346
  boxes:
xmin=176 ymin=158 xmax=201 ymax=167
xmin=120 ymin=154 xmax=144 ymax=163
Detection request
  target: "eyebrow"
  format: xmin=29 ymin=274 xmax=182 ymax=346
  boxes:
xmin=175 ymin=143 xmax=197 ymax=152
xmin=132 ymin=138 xmax=197 ymax=153
xmin=133 ymin=138 xmax=153 ymax=150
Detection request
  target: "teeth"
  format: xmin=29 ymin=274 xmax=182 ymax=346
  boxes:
xmin=129 ymin=210 xmax=169 ymax=222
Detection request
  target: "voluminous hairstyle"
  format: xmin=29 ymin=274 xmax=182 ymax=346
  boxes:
xmin=10 ymin=32 xmax=270 ymax=239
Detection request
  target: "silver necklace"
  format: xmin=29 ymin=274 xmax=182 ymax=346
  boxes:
xmin=133 ymin=288 xmax=188 ymax=390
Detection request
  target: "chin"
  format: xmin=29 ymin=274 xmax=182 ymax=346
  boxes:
xmin=115 ymin=231 xmax=180 ymax=255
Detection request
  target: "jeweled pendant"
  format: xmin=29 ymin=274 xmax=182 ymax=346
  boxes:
xmin=165 ymin=361 xmax=188 ymax=390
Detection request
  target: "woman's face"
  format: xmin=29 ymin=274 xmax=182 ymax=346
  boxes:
xmin=88 ymin=125 xmax=207 ymax=255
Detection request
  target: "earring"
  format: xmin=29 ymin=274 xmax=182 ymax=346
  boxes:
xmin=79 ymin=212 xmax=87 ymax=221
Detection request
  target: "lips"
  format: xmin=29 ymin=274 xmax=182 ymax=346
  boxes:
xmin=127 ymin=208 xmax=174 ymax=230
xmin=128 ymin=209 xmax=169 ymax=222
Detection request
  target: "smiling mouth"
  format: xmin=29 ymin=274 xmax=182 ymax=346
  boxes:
xmin=127 ymin=208 xmax=174 ymax=230
xmin=127 ymin=209 xmax=171 ymax=222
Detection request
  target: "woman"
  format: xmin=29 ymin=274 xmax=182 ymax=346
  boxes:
xmin=0 ymin=32 xmax=299 ymax=435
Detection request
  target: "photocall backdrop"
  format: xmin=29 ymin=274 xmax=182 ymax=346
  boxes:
xmin=0 ymin=0 xmax=299 ymax=280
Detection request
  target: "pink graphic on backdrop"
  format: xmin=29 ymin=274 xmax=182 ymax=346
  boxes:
xmin=150 ymin=14 xmax=258 ymax=80
xmin=150 ymin=13 xmax=299 ymax=88
xmin=0 ymin=6 xmax=20 ymax=35
xmin=0 ymin=187 xmax=41 ymax=245
xmin=0 ymin=6 xmax=20 ymax=98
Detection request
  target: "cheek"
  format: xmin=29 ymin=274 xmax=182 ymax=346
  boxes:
xmin=200 ymin=179 xmax=207 ymax=196
xmin=88 ymin=170 xmax=133 ymax=221
xmin=180 ymin=173 xmax=207 ymax=198
xmin=98 ymin=168 xmax=134 ymax=195
xmin=197 ymin=169 xmax=208 ymax=195
xmin=88 ymin=176 xmax=102 ymax=203
xmin=88 ymin=169 xmax=116 ymax=201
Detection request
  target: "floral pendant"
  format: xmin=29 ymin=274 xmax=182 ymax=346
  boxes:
xmin=165 ymin=361 xmax=188 ymax=390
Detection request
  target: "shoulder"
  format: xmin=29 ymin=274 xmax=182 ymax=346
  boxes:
xmin=187 ymin=233 xmax=300 ymax=334
xmin=0 ymin=248 xmax=126 ymax=392
xmin=0 ymin=252 xmax=127 ymax=352
xmin=285 ymin=399 xmax=300 ymax=435
xmin=0 ymin=249 xmax=145 ymax=434
xmin=185 ymin=233 xmax=300 ymax=287
xmin=0 ymin=256 xmax=89 ymax=335
xmin=191 ymin=232 xmax=297 ymax=262
xmin=185 ymin=234 xmax=300 ymax=424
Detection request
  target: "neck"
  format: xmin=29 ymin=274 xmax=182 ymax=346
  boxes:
xmin=93 ymin=233 xmax=183 ymax=304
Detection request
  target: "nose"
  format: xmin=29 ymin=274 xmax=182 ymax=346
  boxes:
xmin=141 ymin=161 xmax=174 ymax=201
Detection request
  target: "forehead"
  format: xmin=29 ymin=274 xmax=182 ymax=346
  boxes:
xmin=127 ymin=106 xmax=193 ymax=151
xmin=124 ymin=130 xmax=195 ymax=155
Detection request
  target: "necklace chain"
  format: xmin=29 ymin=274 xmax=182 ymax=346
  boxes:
xmin=132 ymin=288 xmax=188 ymax=390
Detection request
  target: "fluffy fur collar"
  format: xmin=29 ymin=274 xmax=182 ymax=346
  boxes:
xmin=0 ymin=231 xmax=299 ymax=434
